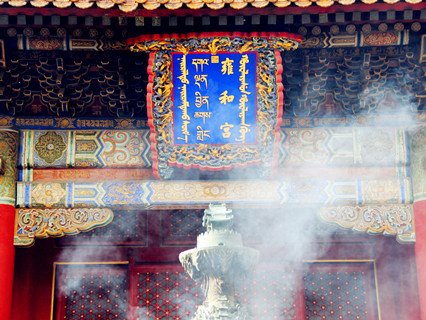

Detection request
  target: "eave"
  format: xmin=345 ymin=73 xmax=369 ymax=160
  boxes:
xmin=0 ymin=0 xmax=424 ymax=16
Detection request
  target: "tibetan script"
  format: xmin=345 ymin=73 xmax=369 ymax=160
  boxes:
xmin=172 ymin=52 xmax=257 ymax=145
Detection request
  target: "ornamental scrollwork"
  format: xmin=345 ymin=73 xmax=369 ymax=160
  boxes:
xmin=130 ymin=34 xmax=299 ymax=54
xmin=14 ymin=208 xmax=114 ymax=246
xmin=319 ymin=205 xmax=415 ymax=243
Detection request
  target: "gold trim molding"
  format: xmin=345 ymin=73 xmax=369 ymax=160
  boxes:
xmin=0 ymin=0 xmax=421 ymax=12
xmin=319 ymin=205 xmax=415 ymax=243
xmin=14 ymin=208 xmax=114 ymax=247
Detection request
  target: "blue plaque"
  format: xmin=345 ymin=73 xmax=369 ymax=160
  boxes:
xmin=172 ymin=52 xmax=257 ymax=145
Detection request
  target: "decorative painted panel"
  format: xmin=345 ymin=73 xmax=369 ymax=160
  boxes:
xmin=17 ymin=178 xmax=411 ymax=209
xmin=0 ymin=116 xmax=147 ymax=130
xmin=18 ymin=127 xmax=409 ymax=173
xmin=17 ymin=36 xmax=128 ymax=51
xmin=54 ymin=264 xmax=129 ymax=320
xmin=33 ymin=131 xmax=69 ymax=166
xmin=301 ymin=25 xmax=411 ymax=49
xmin=360 ymin=30 xmax=408 ymax=47
xmin=20 ymin=130 xmax=152 ymax=169
xmin=0 ymin=130 xmax=18 ymax=205
xmin=32 ymin=168 xmax=152 ymax=182
xmin=278 ymin=127 xmax=409 ymax=167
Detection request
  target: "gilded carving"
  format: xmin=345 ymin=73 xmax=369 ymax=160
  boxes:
xmin=131 ymin=34 xmax=299 ymax=53
xmin=319 ymin=205 xmax=415 ymax=243
xmin=14 ymin=208 xmax=114 ymax=246
xmin=0 ymin=130 xmax=18 ymax=205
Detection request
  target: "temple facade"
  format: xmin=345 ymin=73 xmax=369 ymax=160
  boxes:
xmin=0 ymin=1 xmax=426 ymax=319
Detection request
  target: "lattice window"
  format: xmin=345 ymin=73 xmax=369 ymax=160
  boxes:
xmin=303 ymin=262 xmax=378 ymax=320
xmin=53 ymin=261 xmax=380 ymax=320
xmin=132 ymin=266 xmax=202 ymax=320
xmin=54 ymin=264 xmax=129 ymax=320
xmin=161 ymin=210 xmax=204 ymax=246
xmin=56 ymin=210 xmax=148 ymax=246
xmin=237 ymin=266 xmax=300 ymax=320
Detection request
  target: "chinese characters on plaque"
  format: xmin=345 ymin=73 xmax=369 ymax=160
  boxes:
xmin=172 ymin=52 xmax=257 ymax=145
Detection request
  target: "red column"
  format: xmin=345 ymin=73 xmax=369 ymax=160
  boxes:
xmin=0 ymin=204 xmax=16 ymax=320
xmin=415 ymin=201 xmax=426 ymax=320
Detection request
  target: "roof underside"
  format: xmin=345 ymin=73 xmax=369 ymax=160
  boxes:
xmin=0 ymin=0 xmax=422 ymax=12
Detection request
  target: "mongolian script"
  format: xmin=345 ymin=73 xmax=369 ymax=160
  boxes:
xmin=236 ymin=54 xmax=251 ymax=143
xmin=176 ymin=55 xmax=191 ymax=143
xmin=173 ymin=52 xmax=257 ymax=145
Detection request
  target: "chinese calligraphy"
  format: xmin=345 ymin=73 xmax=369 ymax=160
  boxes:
xmin=221 ymin=57 xmax=234 ymax=75
xmin=219 ymin=91 xmax=235 ymax=105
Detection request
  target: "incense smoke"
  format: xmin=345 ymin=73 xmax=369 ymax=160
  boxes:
xmin=54 ymin=47 xmax=421 ymax=320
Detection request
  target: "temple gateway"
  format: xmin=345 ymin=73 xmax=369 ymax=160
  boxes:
xmin=0 ymin=0 xmax=426 ymax=319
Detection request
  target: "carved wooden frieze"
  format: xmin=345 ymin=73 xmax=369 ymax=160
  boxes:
xmin=319 ymin=205 xmax=415 ymax=243
xmin=14 ymin=207 xmax=113 ymax=246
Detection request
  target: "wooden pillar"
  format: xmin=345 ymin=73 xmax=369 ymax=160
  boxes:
xmin=0 ymin=130 xmax=18 ymax=320
xmin=411 ymin=128 xmax=426 ymax=320
xmin=415 ymin=201 xmax=426 ymax=320
xmin=0 ymin=204 xmax=16 ymax=320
